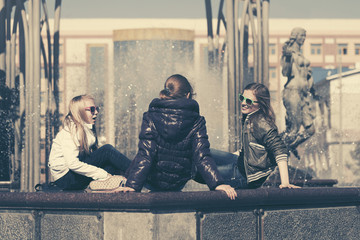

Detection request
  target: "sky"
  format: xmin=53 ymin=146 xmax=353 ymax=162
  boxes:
xmin=47 ymin=0 xmax=360 ymax=19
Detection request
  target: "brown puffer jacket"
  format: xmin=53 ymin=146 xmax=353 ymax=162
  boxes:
xmin=125 ymin=98 xmax=224 ymax=192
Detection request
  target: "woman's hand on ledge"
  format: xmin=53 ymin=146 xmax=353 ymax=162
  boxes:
xmin=215 ymin=184 xmax=237 ymax=200
xmin=279 ymin=184 xmax=301 ymax=189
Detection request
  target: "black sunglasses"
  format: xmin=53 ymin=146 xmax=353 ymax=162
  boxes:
xmin=239 ymin=94 xmax=259 ymax=106
xmin=85 ymin=106 xmax=99 ymax=114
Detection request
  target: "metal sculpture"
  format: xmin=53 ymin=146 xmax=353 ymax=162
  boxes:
xmin=0 ymin=0 xmax=62 ymax=191
xmin=204 ymin=0 xmax=269 ymax=152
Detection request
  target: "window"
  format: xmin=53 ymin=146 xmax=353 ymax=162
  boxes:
xmin=248 ymin=44 xmax=253 ymax=55
xmin=269 ymin=91 xmax=277 ymax=102
xmin=59 ymin=91 xmax=63 ymax=103
xmin=355 ymin=44 xmax=360 ymax=55
xmin=40 ymin=117 xmax=45 ymax=127
xmin=41 ymin=67 xmax=45 ymax=79
xmin=269 ymin=44 xmax=276 ymax=55
xmin=269 ymin=67 xmax=277 ymax=79
xmin=58 ymin=67 xmax=63 ymax=79
xmin=337 ymin=44 xmax=348 ymax=55
xmin=311 ymin=44 xmax=322 ymax=55
xmin=40 ymin=91 xmax=45 ymax=103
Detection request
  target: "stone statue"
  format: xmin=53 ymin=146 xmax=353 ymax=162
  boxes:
xmin=281 ymin=27 xmax=316 ymax=158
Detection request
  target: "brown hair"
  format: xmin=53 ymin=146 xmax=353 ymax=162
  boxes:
xmin=63 ymin=94 xmax=97 ymax=154
xmin=244 ymin=83 xmax=276 ymax=124
xmin=159 ymin=74 xmax=195 ymax=100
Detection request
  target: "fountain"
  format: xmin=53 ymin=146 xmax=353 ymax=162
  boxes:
xmin=112 ymin=28 xmax=195 ymax=158
xmin=0 ymin=1 xmax=359 ymax=240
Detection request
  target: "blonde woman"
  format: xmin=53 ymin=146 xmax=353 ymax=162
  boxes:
xmin=48 ymin=95 xmax=130 ymax=191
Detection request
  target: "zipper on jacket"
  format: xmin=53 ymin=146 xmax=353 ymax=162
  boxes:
xmin=242 ymin=115 xmax=250 ymax=180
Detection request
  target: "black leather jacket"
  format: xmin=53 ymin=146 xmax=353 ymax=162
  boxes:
xmin=125 ymin=98 xmax=224 ymax=192
xmin=241 ymin=110 xmax=289 ymax=183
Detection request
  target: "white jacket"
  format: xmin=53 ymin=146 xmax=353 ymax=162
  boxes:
xmin=48 ymin=122 xmax=108 ymax=181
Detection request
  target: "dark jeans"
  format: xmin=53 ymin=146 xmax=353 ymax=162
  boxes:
xmin=54 ymin=144 xmax=131 ymax=190
xmin=144 ymin=149 xmax=246 ymax=192
xmin=208 ymin=149 xmax=267 ymax=189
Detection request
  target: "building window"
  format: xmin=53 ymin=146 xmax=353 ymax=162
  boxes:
xmin=355 ymin=44 xmax=360 ymax=55
xmin=338 ymin=44 xmax=348 ymax=55
xmin=311 ymin=44 xmax=322 ymax=55
xmin=59 ymin=91 xmax=63 ymax=103
xmin=248 ymin=44 xmax=253 ymax=55
xmin=41 ymin=67 xmax=45 ymax=79
xmin=58 ymin=67 xmax=63 ymax=79
xmin=269 ymin=44 xmax=276 ymax=55
xmin=40 ymin=91 xmax=45 ymax=103
xmin=269 ymin=67 xmax=277 ymax=79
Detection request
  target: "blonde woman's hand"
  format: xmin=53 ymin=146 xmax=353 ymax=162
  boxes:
xmin=96 ymin=173 xmax=112 ymax=181
xmin=279 ymin=183 xmax=301 ymax=189
xmin=215 ymin=184 xmax=237 ymax=200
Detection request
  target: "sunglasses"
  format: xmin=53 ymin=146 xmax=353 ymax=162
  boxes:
xmin=85 ymin=106 xmax=99 ymax=114
xmin=239 ymin=94 xmax=259 ymax=106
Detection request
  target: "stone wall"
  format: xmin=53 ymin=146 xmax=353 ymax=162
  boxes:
xmin=0 ymin=188 xmax=359 ymax=239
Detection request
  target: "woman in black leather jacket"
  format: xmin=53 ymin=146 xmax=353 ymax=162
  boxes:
xmin=120 ymin=74 xmax=237 ymax=199
xmin=237 ymin=83 xmax=299 ymax=189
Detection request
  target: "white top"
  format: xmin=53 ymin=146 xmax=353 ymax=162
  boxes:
xmin=48 ymin=122 xmax=108 ymax=181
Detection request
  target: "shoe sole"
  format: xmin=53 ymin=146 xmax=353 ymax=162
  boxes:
xmin=89 ymin=175 xmax=126 ymax=191
xmin=88 ymin=186 xmax=125 ymax=193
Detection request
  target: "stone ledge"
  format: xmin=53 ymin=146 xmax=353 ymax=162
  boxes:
xmin=0 ymin=187 xmax=359 ymax=211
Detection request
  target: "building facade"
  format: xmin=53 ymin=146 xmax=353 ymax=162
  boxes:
xmin=309 ymin=69 xmax=360 ymax=185
xmin=38 ymin=18 xmax=360 ymax=184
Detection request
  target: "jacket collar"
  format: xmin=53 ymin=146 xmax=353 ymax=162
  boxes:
xmin=148 ymin=98 xmax=200 ymax=142
xmin=149 ymin=98 xmax=199 ymax=113
xmin=244 ymin=109 xmax=260 ymax=121
xmin=248 ymin=109 xmax=260 ymax=116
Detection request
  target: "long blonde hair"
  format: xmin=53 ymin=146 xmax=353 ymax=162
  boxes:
xmin=63 ymin=94 xmax=97 ymax=154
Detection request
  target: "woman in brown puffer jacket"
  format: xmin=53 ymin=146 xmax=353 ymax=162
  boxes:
xmin=121 ymin=74 xmax=237 ymax=200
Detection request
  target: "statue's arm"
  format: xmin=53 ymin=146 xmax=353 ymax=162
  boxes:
xmin=281 ymin=44 xmax=293 ymax=77
xmin=307 ymin=66 xmax=312 ymax=80
xmin=308 ymin=75 xmax=320 ymax=100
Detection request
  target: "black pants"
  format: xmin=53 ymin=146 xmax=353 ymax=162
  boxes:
xmin=54 ymin=144 xmax=131 ymax=190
